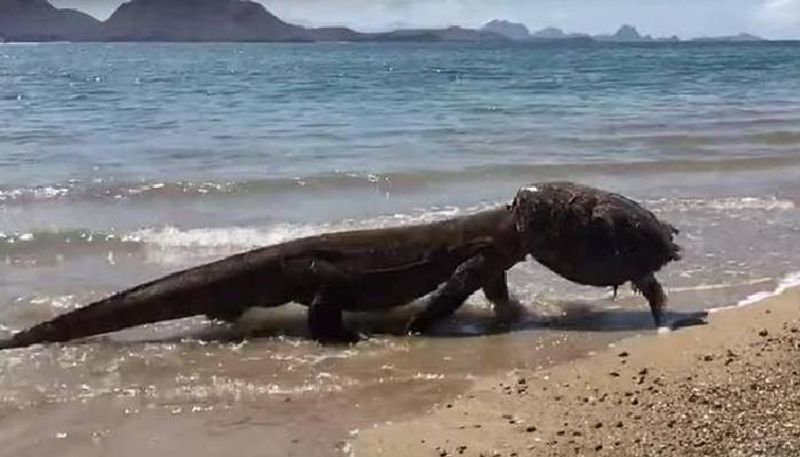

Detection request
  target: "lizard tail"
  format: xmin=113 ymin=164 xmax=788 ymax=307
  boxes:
xmin=0 ymin=271 xmax=226 ymax=350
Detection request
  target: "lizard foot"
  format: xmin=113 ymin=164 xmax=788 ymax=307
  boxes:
xmin=406 ymin=314 xmax=437 ymax=335
xmin=316 ymin=329 xmax=361 ymax=345
xmin=493 ymin=299 xmax=526 ymax=324
xmin=206 ymin=307 xmax=247 ymax=324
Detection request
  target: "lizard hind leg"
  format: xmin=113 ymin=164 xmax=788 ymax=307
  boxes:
xmin=308 ymin=290 xmax=360 ymax=344
xmin=303 ymin=258 xmax=359 ymax=343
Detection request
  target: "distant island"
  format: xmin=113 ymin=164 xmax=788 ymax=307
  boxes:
xmin=0 ymin=0 xmax=102 ymax=41
xmin=691 ymin=33 xmax=765 ymax=42
xmin=0 ymin=0 xmax=768 ymax=43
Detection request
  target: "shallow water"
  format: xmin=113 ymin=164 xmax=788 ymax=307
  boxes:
xmin=1 ymin=41 xmax=800 ymax=456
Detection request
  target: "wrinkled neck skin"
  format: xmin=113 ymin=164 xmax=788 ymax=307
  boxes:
xmin=490 ymin=204 xmax=532 ymax=268
xmin=506 ymin=204 xmax=539 ymax=262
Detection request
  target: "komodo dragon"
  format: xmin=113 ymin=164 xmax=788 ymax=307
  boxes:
xmin=0 ymin=182 xmax=681 ymax=349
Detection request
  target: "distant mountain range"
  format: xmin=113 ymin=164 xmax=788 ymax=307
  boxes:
xmin=0 ymin=0 xmax=768 ymax=43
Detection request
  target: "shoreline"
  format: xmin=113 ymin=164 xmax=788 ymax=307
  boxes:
xmin=355 ymin=285 xmax=800 ymax=456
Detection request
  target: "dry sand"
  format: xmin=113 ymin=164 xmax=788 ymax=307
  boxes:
xmin=356 ymin=288 xmax=800 ymax=457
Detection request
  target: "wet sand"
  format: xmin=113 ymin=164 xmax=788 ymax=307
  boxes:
xmin=0 ymin=286 xmax=795 ymax=457
xmin=356 ymin=287 xmax=800 ymax=457
xmin=0 ymin=300 xmax=633 ymax=457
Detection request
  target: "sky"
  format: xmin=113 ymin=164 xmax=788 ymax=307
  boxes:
xmin=51 ymin=0 xmax=800 ymax=39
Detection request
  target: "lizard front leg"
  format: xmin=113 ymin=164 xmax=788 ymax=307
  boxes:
xmin=407 ymin=253 xmax=501 ymax=334
xmin=483 ymin=271 xmax=525 ymax=323
xmin=632 ymin=273 xmax=667 ymax=328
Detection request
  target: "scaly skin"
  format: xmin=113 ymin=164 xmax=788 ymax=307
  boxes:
xmin=0 ymin=182 xmax=681 ymax=349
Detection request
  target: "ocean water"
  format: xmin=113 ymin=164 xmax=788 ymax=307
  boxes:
xmin=1 ymin=41 xmax=800 ymax=456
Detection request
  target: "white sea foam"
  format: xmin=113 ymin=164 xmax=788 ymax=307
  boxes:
xmin=736 ymin=270 xmax=800 ymax=307
xmin=0 ymin=186 xmax=70 ymax=202
xmin=649 ymin=196 xmax=795 ymax=213
xmin=668 ymin=277 xmax=774 ymax=293
xmin=122 ymin=203 xmax=495 ymax=256
xmin=123 ymin=225 xmax=319 ymax=250
xmin=707 ymin=270 xmax=800 ymax=313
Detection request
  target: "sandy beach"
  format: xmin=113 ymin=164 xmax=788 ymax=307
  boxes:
xmin=356 ymin=288 xmax=800 ymax=457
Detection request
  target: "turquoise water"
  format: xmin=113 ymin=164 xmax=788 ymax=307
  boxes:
xmin=1 ymin=41 xmax=800 ymax=457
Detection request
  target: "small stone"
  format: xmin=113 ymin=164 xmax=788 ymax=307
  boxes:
xmin=526 ymin=426 xmax=537 ymax=433
xmin=556 ymin=430 xmax=566 ymax=436
xmin=790 ymin=327 xmax=798 ymax=333
xmin=609 ymin=372 xmax=620 ymax=377
xmin=501 ymin=414 xmax=513 ymax=420
xmin=572 ymin=431 xmax=582 ymax=437
xmin=595 ymin=445 xmax=603 ymax=451
xmin=618 ymin=351 xmax=629 ymax=358
xmin=703 ymin=355 xmax=714 ymax=362
xmin=759 ymin=329 xmax=769 ymax=337
xmin=457 ymin=445 xmax=467 ymax=454
xmin=594 ymin=422 xmax=603 ymax=429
